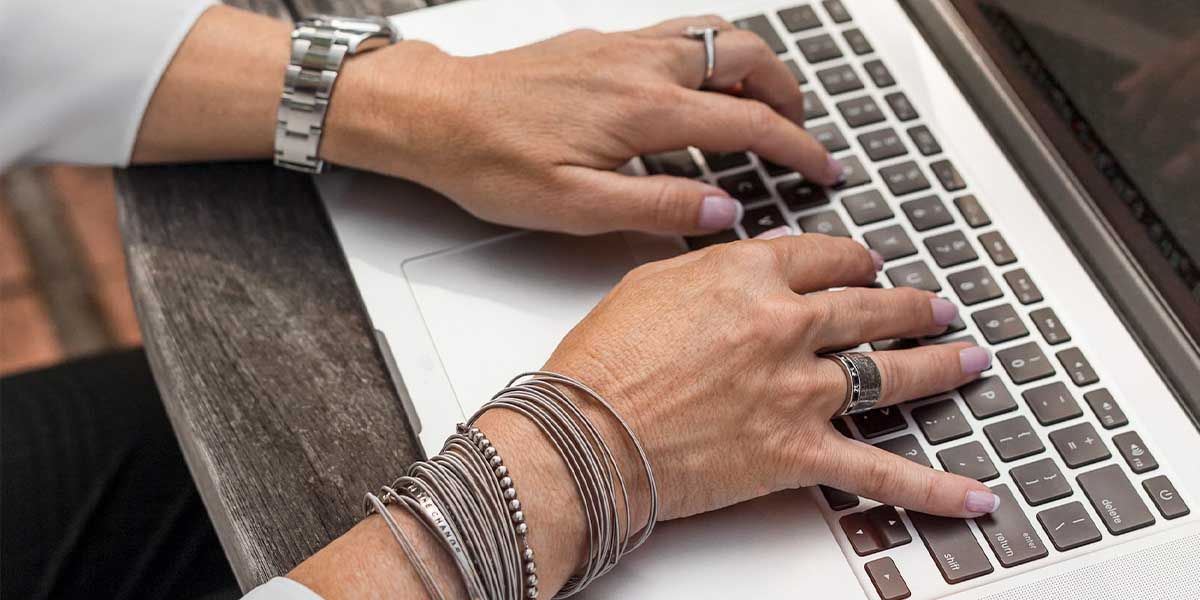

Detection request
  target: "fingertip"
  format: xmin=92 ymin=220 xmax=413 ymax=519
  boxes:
xmin=868 ymin=249 xmax=884 ymax=272
xmin=698 ymin=194 xmax=741 ymax=230
xmin=824 ymin=154 xmax=846 ymax=186
xmin=959 ymin=346 xmax=992 ymax=375
xmin=964 ymin=488 xmax=1002 ymax=516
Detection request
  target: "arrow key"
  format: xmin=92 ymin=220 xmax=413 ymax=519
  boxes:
xmin=865 ymin=558 xmax=911 ymax=600
xmin=866 ymin=505 xmax=913 ymax=548
xmin=839 ymin=511 xmax=883 ymax=556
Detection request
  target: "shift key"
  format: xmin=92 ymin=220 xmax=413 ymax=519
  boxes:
xmin=975 ymin=484 xmax=1049 ymax=567
xmin=908 ymin=511 xmax=994 ymax=583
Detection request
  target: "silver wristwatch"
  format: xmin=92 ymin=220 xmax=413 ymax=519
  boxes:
xmin=274 ymin=15 xmax=400 ymax=173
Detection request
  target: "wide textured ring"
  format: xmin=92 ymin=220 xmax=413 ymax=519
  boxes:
xmin=824 ymin=351 xmax=883 ymax=417
xmin=684 ymin=25 xmax=720 ymax=83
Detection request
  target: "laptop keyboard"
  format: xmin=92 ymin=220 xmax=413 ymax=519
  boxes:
xmin=639 ymin=2 xmax=1191 ymax=598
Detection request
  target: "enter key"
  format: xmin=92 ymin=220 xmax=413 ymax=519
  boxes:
xmin=976 ymin=484 xmax=1049 ymax=567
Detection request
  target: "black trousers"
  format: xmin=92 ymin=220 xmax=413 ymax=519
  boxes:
xmin=1 ymin=350 xmax=239 ymax=600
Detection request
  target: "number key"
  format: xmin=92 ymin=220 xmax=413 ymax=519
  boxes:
xmin=741 ymin=204 xmax=788 ymax=238
xmin=947 ymin=266 xmax=1002 ymax=305
xmin=972 ymin=304 xmax=1028 ymax=344
xmin=900 ymin=195 xmax=953 ymax=231
xmin=886 ymin=260 xmax=940 ymax=292
xmin=842 ymin=189 xmax=893 ymax=225
xmin=858 ymin=128 xmax=907 ymax=161
xmin=996 ymin=342 xmax=1054 ymax=384
xmin=924 ymin=230 xmax=978 ymax=268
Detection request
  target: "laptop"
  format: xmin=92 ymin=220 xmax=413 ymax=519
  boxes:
xmin=316 ymin=0 xmax=1200 ymax=597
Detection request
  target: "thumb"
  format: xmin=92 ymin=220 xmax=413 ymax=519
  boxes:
xmin=819 ymin=436 xmax=1001 ymax=518
xmin=561 ymin=167 xmax=742 ymax=235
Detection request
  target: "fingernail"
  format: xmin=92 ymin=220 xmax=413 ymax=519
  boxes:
xmin=698 ymin=195 xmax=741 ymax=230
xmin=868 ymin=249 xmax=884 ymax=271
xmin=755 ymin=226 xmax=791 ymax=240
xmin=930 ymin=297 xmax=958 ymax=326
xmin=826 ymin=155 xmax=846 ymax=185
xmin=965 ymin=489 xmax=1001 ymax=514
xmin=959 ymin=346 xmax=992 ymax=374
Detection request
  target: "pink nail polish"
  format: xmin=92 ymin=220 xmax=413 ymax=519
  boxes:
xmin=868 ymin=249 xmax=884 ymax=271
xmin=959 ymin=346 xmax=992 ymax=374
xmin=965 ymin=490 xmax=1001 ymax=514
xmin=755 ymin=226 xmax=791 ymax=240
xmin=930 ymin=297 xmax=958 ymax=326
xmin=826 ymin=155 xmax=846 ymax=185
xmin=698 ymin=195 xmax=740 ymax=230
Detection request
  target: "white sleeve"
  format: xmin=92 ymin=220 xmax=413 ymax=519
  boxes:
xmin=242 ymin=577 xmax=325 ymax=600
xmin=0 ymin=0 xmax=217 ymax=170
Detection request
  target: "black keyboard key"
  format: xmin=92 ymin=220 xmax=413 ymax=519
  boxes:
xmin=1143 ymin=475 xmax=1189 ymax=519
xmin=816 ymin=64 xmax=864 ymax=95
xmin=1023 ymin=382 xmax=1083 ymax=426
xmin=975 ymin=484 xmax=1049 ymax=567
xmin=862 ymin=59 xmax=895 ymax=88
xmin=1083 ymin=389 xmax=1127 ymax=429
xmin=879 ymin=161 xmax=930 ymax=196
xmin=1049 ymin=422 xmax=1109 ymax=468
xmin=884 ymin=92 xmax=919 ymax=121
xmin=907 ymin=125 xmax=941 ymax=156
xmin=717 ymin=170 xmax=771 ymax=204
xmin=1036 ymin=501 xmax=1102 ymax=551
xmin=831 ymin=155 xmax=871 ymax=189
xmin=809 ymin=122 xmax=850 ymax=152
xmin=804 ymin=90 xmax=828 ymax=119
xmin=875 ymin=433 xmax=932 ymax=467
xmin=953 ymin=194 xmax=990 ymax=228
xmin=929 ymin=159 xmax=966 ymax=191
xmin=798 ymin=33 xmax=843 ymax=63
xmin=821 ymin=485 xmax=860 ymax=511
xmin=685 ymin=230 xmax=738 ymax=251
xmin=959 ymin=376 xmax=1017 ymax=419
xmin=761 ymin=159 xmax=793 ymax=178
xmin=1029 ymin=307 xmax=1070 ymax=345
xmin=852 ymin=406 xmax=907 ymax=439
xmin=734 ymin=15 xmax=787 ymax=54
xmin=864 ymin=558 xmax=911 ymax=600
xmin=937 ymin=441 xmax=999 ymax=481
xmin=833 ymin=417 xmax=852 ymax=437
xmin=843 ymin=28 xmax=873 ymax=55
xmin=947 ymin=266 xmax=1002 ymax=306
xmin=1003 ymin=268 xmax=1043 ymax=305
xmin=778 ymin=5 xmax=823 ymax=32
xmin=840 ymin=511 xmax=881 ymax=555
xmin=972 ymin=304 xmax=1028 ymax=345
xmin=907 ymin=512 xmax=994 ymax=584
xmin=742 ymin=204 xmax=788 ymax=238
xmin=822 ymin=0 xmax=853 ymax=23
xmin=858 ymin=128 xmax=907 ymax=161
xmin=997 ymin=342 xmax=1054 ymax=384
xmin=1112 ymin=431 xmax=1157 ymax=474
xmin=798 ymin=210 xmax=850 ymax=237
xmin=867 ymin=505 xmax=912 ymax=548
xmin=777 ymin=179 xmax=829 ymax=212
xmin=1056 ymin=347 xmax=1099 ymax=386
xmin=703 ymin=151 xmax=751 ymax=172
xmin=886 ymin=261 xmax=940 ymax=292
xmin=871 ymin=338 xmax=918 ymax=352
xmin=913 ymin=399 xmax=971 ymax=444
xmin=642 ymin=150 xmax=701 ymax=177
xmin=978 ymin=231 xmax=1016 ymax=265
xmin=863 ymin=225 xmax=917 ymax=261
xmin=842 ymin=189 xmax=893 ymax=225
xmin=983 ymin=415 xmax=1043 ymax=461
xmin=924 ymin=230 xmax=978 ymax=268
xmin=1012 ymin=458 xmax=1072 ymax=506
xmin=838 ymin=95 xmax=885 ymax=128
xmin=1077 ymin=463 xmax=1155 ymax=534
xmin=782 ymin=58 xmax=807 ymax=84
xmin=901 ymin=195 xmax=952 ymax=231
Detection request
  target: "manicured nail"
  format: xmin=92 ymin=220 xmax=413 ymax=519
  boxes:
xmin=698 ymin=195 xmax=741 ymax=230
xmin=826 ymin=155 xmax=846 ymax=185
xmin=755 ymin=226 xmax=791 ymax=240
xmin=965 ymin=490 xmax=1001 ymax=514
xmin=930 ymin=297 xmax=958 ymax=326
xmin=868 ymin=249 xmax=884 ymax=271
xmin=959 ymin=346 xmax=992 ymax=374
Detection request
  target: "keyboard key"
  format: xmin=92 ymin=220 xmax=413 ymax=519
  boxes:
xmin=1029 ymin=307 xmax=1070 ymax=345
xmin=947 ymin=266 xmax=1002 ymax=306
xmin=642 ymin=150 xmax=700 ymax=177
xmin=972 ymin=304 xmax=1028 ymax=345
xmin=900 ymin=195 xmax=952 ymax=231
xmin=978 ymin=231 xmax=1017 ymax=265
xmin=798 ymin=210 xmax=850 ymax=237
xmin=864 ymin=558 xmax=911 ymax=600
xmin=913 ymin=399 xmax=971 ymax=444
xmin=879 ymin=161 xmax=931 ymax=196
xmin=1083 ymin=389 xmax=1127 ymax=429
xmin=959 ymin=376 xmax=1017 ymax=419
xmin=1012 ymin=458 xmax=1071 ymax=505
xmin=831 ymin=155 xmax=871 ymax=189
xmin=798 ymin=33 xmax=843 ymax=63
xmin=742 ymin=204 xmax=788 ymax=238
xmin=953 ymin=195 xmax=990 ymax=228
xmin=734 ymin=15 xmax=787 ymax=54
xmin=864 ymin=225 xmax=916 ymax=261
xmin=782 ymin=58 xmax=807 ymax=84
xmin=804 ymin=90 xmax=828 ymax=118
xmin=778 ymin=4 xmax=822 ymax=32
xmin=907 ymin=125 xmax=941 ymax=156
xmin=822 ymin=0 xmax=853 ymax=23
xmin=858 ymin=128 xmax=907 ymax=161
xmin=840 ymin=506 xmax=912 ymax=556
xmin=929 ymin=159 xmax=967 ymax=191
xmin=975 ymin=484 xmax=1049 ymax=567
xmin=777 ymin=179 xmax=830 ymax=212
xmin=1112 ymin=431 xmax=1157 ymax=474
xmin=840 ymin=511 xmax=883 ymax=555
xmin=886 ymin=261 xmax=940 ymax=292
xmin=871 ymin=338 xmax=918 ymax=352
xmin=703 ymin=151 xmax=751 ymax=172
xmin=875 ymin=433 xmax=932 ymax=467
xmin=833 ymin=417 xmax=852 ymax=437
xmin=997 ymin=342 xmax=1054 ymax=384
xmin=907 ymin=511 xmax=994 ymax=584
xmin=816 ymin=64 xmax=864 ymax=95
xmin=862 ymin=59 xmax=895 ymax=88
xmin=852 ymin=406 xmax=907 ymax=439
xmin=837 ymin=96 xmax=885 ymax=128
xmin=1003 ymin=268 xmax=1043 ymax=305
xmin=821 ymin=485 xmax=860 ymax=510
xmin=1143 ymin=475 xmax=1189 ymax=519
xmin=937 ymin=441 xmax=999 ymax=481
xmin=924 ymin=230 xmax=978 ymax=268
xmin=842 ymin=189 xmax=893 ymax=225
xmin=685 ymin=230 xmax=738 ymax=251
xmin=808 ymin=122 xmax=850 ymax=152
xmin=761 ymin=159 xmax=793 ymax=178
xmin=884 ymin=92 xmax=919 ymax=121
xmin=1049 ymin=422 xmax=1109 ymax=468
xmin=1023 ymin=382 xmax=1083 ymax=425
xmin=1036 ymin=501 xmax=1102 ymax=551
xmin=843 ymin=28 xmax=873 ymax=55
xmin=1077 ymin=463 xmax=1155 ymax=534
xmin=1056 ymin=347 xmax=1099 ymax=386
xmin=983 ymin=415 xmax=1043 ymax=461
xmin=717 ymin=170 xmax=771 ymax=204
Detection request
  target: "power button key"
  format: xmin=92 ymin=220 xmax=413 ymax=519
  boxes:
xmin=1143 ymin=475 xmax=1189 ymax=519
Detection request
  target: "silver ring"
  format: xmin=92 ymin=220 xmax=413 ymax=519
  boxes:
xmin=824 ymin=352 xmax=882 ymax=417
xmin=684 ymin=26 xmax=720 ymax=83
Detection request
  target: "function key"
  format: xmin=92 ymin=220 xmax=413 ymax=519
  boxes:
xmin=912 ymin=399 xmax=972 ymax=444
xmin=947 ymin=265 xmax=1002 ymax=305
xmin=1142 ymin=475 xmax=1189 ymax=519
xmin=975 ymin=484 xmax=1049 ymax=567
xmin=843 ymin=28 xmax=873 ymax=55
xmin=798 ymin=210 xmax=850 ymax=237
xmin=1003 ymin=268 xmax=1043 ymax=304
xmin=937 ymin=441 xmax=999 ymax=481
xmin=858 ymin=127 xmax=907 ymax=161
xmin=782 ymin=58 xmax=807 ymax=84
xmin=842 ymin=189 xmax=893 ymax=225
xmin=777 ymin=4 xmax=823 ymax=32
xmin=862 ymin=59 xmax=895 ymax=88
xmin=1023 ymin=382 xmax=1083 ymax=425
xmin=1049 ymin=422 xmax=1109 ymax=468
xmin=1012 ymin=457 xmax=1071 ymax=505
xmin=1077 ymin=463 xmax=1155 ymax=534
xmin=1056 ymin=347 xmax=1099 ymax=386
xmin=703 ymin=151 xmax=751 ymax=172
xmin=864 ymin=225 xmax=917 ymax=261
xmin=798 ymin=33 xmax=844 ymax=63
xmin=972 ymin=304 xmax=1028 ymax=345
xmin=1036 ymin=501 xmax=1102 ymax=551
xmin=821 ymin=485 xmax=860 ymax=511
xmin=804 ymin=90 xmax=829 ymax=118
xmin=822 ymin=0 xmax=853 ymax=23
xmin=978 ymin=231 xmax=1017 ymax=265
xmin=777 ymin=179 xmax=829 ymax=212
xmin=906 ymin=125 xmax=942 ymax=156
xmin=886 ymin=260 xmax=941 ymax=292
xmin=879 ymin=161 xmax=931 ymax=196
xmin=907 ymin=512 xmax=994 ymax=584
xmin=816 ymin=64 xmax=864 ymax=95
xmin=901 ymin=195 xmax=952 ymax=231
xmin=808 ymin=122 xmax=850 ymax=152
xmin=837 ymin=96 xmax=886 ymax=128
xmin=884 ymin=92 xmax=919 ymax=121
xmin=1083 ymin=388 xmax=1127 ymax=429
xmin=875 ymin=433 xmax=932 ymax=467
xmin=924 ymin=230 xmax=978 ymax=268
xmin=954 ymin=195 xmax=990 ymax=228
xmin=717 ymin=170 xmax=771 ymax=204
xmin=831 ymin=155 xmax=871 ymax=189
xmin=852 ymin=406 xmax=908 ymax=438
xmin=996 ymin=341 xmax=1054 ymax=384
xmin=1112 ymin=431 xmax=1157 ymax=474
xmin=959 ymin=375 xmax=1017 ymax=418
xmin=741 ymin=204 xmax=788 ymax=238
xmin=1029 ymin=307 xmax=1071 ymax=345
xmin=864 ymin=558 xmax=911 ymax=600
xmin=685 ymin=230 xmax=738 ymax=251
xmin=642 ymin=150 xmax=701 ymax=177
xmin=929 ymin=159 xmax=967 ymax=191
xmin=734 ymin=15 xmax=787 ymax=54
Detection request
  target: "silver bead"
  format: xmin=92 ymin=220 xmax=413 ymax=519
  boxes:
xmin=525 ymin=561 xmax=537 ymax=575
xmin=471 ymin=431 xmax=484 ymax=442
xmin=508 ymin=499 xmax=521 ymax=511
xmin=468 ymin=427 xmax=480 ymax=435
xmin=494 ymin=465 xmax=508 ymax=478
xmin=456 ymin=423 xmax=469 ymax=433
xmin=515 ymin=522 xmax=528 ymax=535
xmin=489 ymin=456 xmax=503 ymax=468
xmin=499 ymin=476 xmax=512 ymax=488
xmin=526 ymin=587 xmax=539 ymax=599
xmin=526 ymin=574 xmax=539 ymax=588
xmin=484 ymin=446 xmax=498 ymax=458
xmin=477 ymin=437 xmax=491 ymax=449
xmin=503 ymin=488 xmax=517 ymax=500
xmin=523 ymin=548 xmax=534 ymax=561
xmin=512 ymin=510 xmax=525 ymax=523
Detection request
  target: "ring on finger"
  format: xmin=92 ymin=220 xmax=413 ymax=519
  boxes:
xmin=683 ymin=25 xmax=720 ymax=83
xmin=824 ymin=351 xmax=882 ymax=417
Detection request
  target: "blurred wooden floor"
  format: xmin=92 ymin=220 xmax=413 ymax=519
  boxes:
xmin=0 ymin=167 xmax=142 ymax=376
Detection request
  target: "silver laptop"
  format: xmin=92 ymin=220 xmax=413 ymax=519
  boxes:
xmin=316 ymin=0 xmax=1200 ymax=597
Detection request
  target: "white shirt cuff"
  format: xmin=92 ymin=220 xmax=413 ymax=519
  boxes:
xmin=242 ymin=577 xmax=325 ymax=600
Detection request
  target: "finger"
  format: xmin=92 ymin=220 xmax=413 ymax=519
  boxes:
xmin=670 ymin=28 xmax=807 ymax=123
xmin=814 ymin=342 xmax=990 ymax=414
xmin=629 ymin=14 xmax=734 ymax=38
xmin=749 ymin=233 xmax=881 ymax=292
xmin=807 ymin=287 xmax=959 ymax=348
xmin=556 ymin=167 xmax=743 ymax=235
xmin=818 ymin=436 xmax=1001 ymax=518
